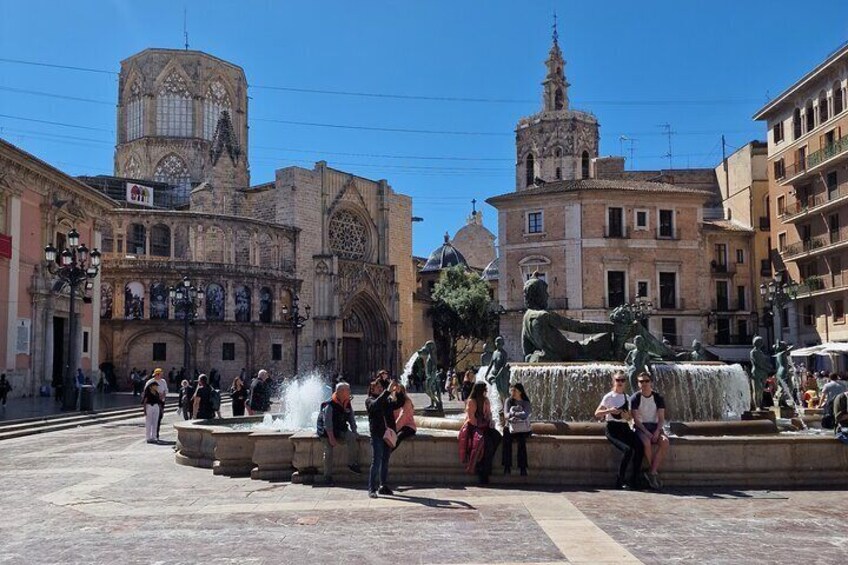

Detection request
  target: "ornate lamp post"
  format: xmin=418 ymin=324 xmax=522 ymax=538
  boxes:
xmin=169 ymin=276 xmax=204 ymax=379
xmin=44 ymin=228 xmax=101 ymax=410
xmin=623 ymin=297 xmax=655 ymax=324
xmin=282 ymin=294 xmax=311 ymax=375
xmin=759 ymin=270 xmax=798 ymax=347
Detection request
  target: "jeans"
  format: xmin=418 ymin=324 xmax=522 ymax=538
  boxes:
xmin=321 ymin=432 xmax=359 ymax=479
xmin=477 ymin=428 xmax=502 ymax=481
xmin=368 ymin=436 xmax=391 ymax=492
xmin=502 ymin=428 xmax=529 ymax=471
xmin=605 ymin=421 xmax=644 ymax=486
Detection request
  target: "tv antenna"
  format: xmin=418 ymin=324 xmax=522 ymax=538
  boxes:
xmin=618 ymin=135 xmax=637 ymax=170
xmin=658 ymin=123 xmax=675 ymax=169
xmin=183 ymin=8 xmax=189 ymax=50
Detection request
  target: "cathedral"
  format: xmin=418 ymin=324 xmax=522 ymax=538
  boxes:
xmin=93 ymin=48 xmax=413 ymax=387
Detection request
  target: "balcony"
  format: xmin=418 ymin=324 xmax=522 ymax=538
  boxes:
xmin=710 ymin=300 xmax=747 ymax=312
xmin=758 ymin=216 xmax=770 ymax=231
xmin=782 ymin=182 xmax=848 ymax=223
xmin=656 ymin=227 xmax=678 ymax=240
xmin=782 ymin=225 xmax=848 ymax=259
xmin=796 ymin=273 xmax=848 ymax=297
xmin=779 ymin=132 xmax=848 ymax=186
xmin=710 ymin=261 xmax=737 ymax=275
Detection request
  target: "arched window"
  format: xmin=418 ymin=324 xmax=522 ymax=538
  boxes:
xmin=805 ymin=99 xmax=815 ymax=132
xmin=259 ymin=287 xmax=273 ymax=323
xmin=149 ymin=282 xmax=169 ymax=320
xmin=125 ymin=80 xmax=144 ymax=141
xmin=819 ymin=89 xmax=829 ymax=123
xmin=519 ymin=255 xmax=551 ymax=282
xmin=525 ymin=153 xmax=535 ymax=187
xmin=150 ymin=224 xmax=170 ymax=257
xmin=156 ymin=71 xmax=193 ymax=137
xmin=555 ymin=167 xmax=562 ymax=180
xmin=581 ymin=151 xmax=590 ymax=179
xmin=127 ymin=223 xmax=146 ymax=255
xmin=124 ymin=282 xmax=145 ymax=319
xmin=203 ymin=80 xmax=232 ymax=140
xmin=834 ymin=82 xmax=844 ymax=115
xmin=153 ymin=154 xmax=191 ymax=203
xmin=234 ymin=286 xmax=251 ymax=322
xmin=204 ymin=283 xmax=225 ymax=321
xmin=315 ymin=340 xmax=323 ymax=364
xmin=258 ymin=233 xmax=276 ymax=268
xmin=554 ymin=88 xmax=564 ymax=110
xmin=554 ymin=147 xmax=562 ymax=158
xmin=793 ymin=108 xmax=802 ymax=139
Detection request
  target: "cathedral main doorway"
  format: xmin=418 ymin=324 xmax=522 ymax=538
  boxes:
xmin=340 ymin=294 xmax=388 ymax=385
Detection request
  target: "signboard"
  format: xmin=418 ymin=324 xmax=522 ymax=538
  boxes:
xmin=16 ymin=319 xmax=30 ymax=355
xmin=126 ymin=182 xmax=154 ymax=207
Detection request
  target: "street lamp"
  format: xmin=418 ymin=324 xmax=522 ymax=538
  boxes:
xmin=623 ymin=297 xmax=654 ymax=325
xmin=169 ymin=276 xmax=204 ymax=379
xmin=281 ymin=294 xmax=311 ymax=375
xmin=44 ymin=228 xmax=101 ymax=410
xmin=759 ymin=270 xmax=798 ymax=347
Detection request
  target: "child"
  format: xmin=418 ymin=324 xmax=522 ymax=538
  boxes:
xmin=143 ymin=381 xmax=161 ymax=444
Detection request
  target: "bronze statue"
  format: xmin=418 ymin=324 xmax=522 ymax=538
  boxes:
xmin=419 ymin=341 xmax=443 ymax=413
xmin=625 ymin=335 xmax=660 ymax=392
xmin=749 ymin=336 xmax=772 ymax=410
xmin=483 ymin=336 xmax=510 ymax=403
xmin=773 ymin=340 xmax=796 ymax=408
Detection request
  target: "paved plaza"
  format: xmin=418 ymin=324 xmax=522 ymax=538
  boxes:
xmin=0 ymin=404 xmax=846 ymax=565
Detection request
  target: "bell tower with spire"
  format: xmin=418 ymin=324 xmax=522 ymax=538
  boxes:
xmin=515 ymin=15 xmax=599 ymax=191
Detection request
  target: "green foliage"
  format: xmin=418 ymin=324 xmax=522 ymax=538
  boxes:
xmin=430 ymin=266 xmax=498 ymax=368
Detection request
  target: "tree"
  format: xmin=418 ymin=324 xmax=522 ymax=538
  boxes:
xmin=430 ymin=266 xmax=498 ymax=370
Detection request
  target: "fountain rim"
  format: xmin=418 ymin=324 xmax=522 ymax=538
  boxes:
xmin=510 ymin=361 xmax=732 ymax=367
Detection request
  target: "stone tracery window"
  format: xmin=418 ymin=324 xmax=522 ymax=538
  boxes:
xmin=203 ymin=80 xmax=232 ymax=140
xmin=153 ymin=154 xmax=191 ymax=203
xmin=328 ymin=209 xmax=368 ymax=261
xmin=156 ymin=72 xmax=193 ymax=137
xmin=124 ymin=155 xmax=141 ymax=179
xmin=126 ymin=80 xmax=144 ymax=141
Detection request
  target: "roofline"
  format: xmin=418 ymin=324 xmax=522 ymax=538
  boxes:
xmin=753 ymin=41 xmax=848 ymax=120
xmin=120 ymin=48 xmax=246 ymax=74
xmin=486 ymin=185 xmax=715 ymax=206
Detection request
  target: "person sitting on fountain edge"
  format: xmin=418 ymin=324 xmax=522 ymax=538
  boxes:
xmin=833 ymin=388 xmax=848 ymax=445
xmin=392 ymin=383 xmax=417 ymax=450
xmin=595 ymin=371 xmax=644 ymax=490
xmin=630 ymin=372 xmax=669 ymax=490
xmin=316 ymin=382 xmax=362 ymax=485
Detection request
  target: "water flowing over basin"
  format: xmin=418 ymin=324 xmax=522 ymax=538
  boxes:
xmin=512 ymin=362 xmax=751 ymax=421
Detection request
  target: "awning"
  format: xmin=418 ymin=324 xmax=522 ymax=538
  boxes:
xmin=704 ymin=346 xmax=750 ymax=363
xmin=790 ymin=342 xmax=848 ymax=356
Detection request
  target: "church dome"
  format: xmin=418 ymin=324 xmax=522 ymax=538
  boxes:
xmin=420 ymin=233 xmax=469 ymax=273
xmin=481 ymin=257 xmax=499 ymax=281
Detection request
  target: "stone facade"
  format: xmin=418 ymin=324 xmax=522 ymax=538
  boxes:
xmin=0 ymin=139 xmax=115 ymax=398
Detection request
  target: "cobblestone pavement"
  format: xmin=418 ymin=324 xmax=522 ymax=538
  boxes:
xmin=1 ymin=407 xmax=847 ymax=565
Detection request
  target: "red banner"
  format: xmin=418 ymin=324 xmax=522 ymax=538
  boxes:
xmin=0 ymin=234 xmax=11 ymax=259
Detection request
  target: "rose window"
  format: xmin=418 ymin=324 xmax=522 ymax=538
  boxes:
xmin=328 ymin=210 xmax=368 ymax=261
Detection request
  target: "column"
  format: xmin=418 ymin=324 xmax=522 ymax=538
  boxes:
xmin=144 ymin=222 xmax=151 ymax=256
xmin=5 ymin=195 xmax=21 ymax=370
xmin=169 ymin=222 xmax=175 ymax=259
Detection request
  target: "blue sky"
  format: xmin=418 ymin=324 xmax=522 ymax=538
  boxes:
xmin=2 ymin=1 xmax=848 ymax=257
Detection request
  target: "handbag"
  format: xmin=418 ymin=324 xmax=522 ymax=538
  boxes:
xmin=383 ymin=416 xmax=398 ymax=448
xmin=508 ymin=417 xmax=531 ymax=434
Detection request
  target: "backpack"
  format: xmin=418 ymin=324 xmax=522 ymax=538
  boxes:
xmin=210 ymin=388 xmax=221 ymax=412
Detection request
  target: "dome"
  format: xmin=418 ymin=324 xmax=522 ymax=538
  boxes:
xmin=481 ymin=257 xmax=499 ymax=281
xmin=420 ymin=233 xmax=469 ymax=273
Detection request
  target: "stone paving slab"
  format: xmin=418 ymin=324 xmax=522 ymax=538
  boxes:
xmin=1 ymin=409 xmax=847 ymax=565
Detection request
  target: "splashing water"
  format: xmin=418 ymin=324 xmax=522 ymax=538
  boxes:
xmin=253 ymin=371 xmax=330 ymax=431
xmin=399 ymin=351 xmax=419 ymax=389
xmin=514 ymin=363 xmax=751 ymax=422
xmin=475 ymin=365 xmax=503 ymax=431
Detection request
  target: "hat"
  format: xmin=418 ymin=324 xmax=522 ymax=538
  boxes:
xmin=153 ymin=368 xmax=163 ymax=375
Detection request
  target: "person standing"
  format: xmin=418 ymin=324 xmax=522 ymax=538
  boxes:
xmin=316 ymin=382 xmax=362 ymax=485
xmin=630 ymin=372 xmax=669 ymax=490
xmin=248 ymin=369 xmax=272 ymax=414
xmin=142 ymin=381 xmax=161 ymax=444
xmin=502 ymin=383 xmax=532 ymax=476
xmin=365 ymin=379 xmax=400 ymax=498
xmin=144 ymin=368 xmax=168 ymax=440
xmin=595 ymin=371 xmax=644 ymax=490
xmin=459 ymin=381 xmax=501 ymax=484
xmin=177 ymin=379 xmax=192 ymax=420
xmin=229 ymin=377 xmax=248 ymax=417
xmin=0 ymin=374 xmax=11 ymax=406
xmin=192 ymin=375 xmax=215 ymax=420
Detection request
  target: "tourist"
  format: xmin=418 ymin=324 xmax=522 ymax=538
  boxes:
xmin=392 ymin=383 xmax=417 ymax=449
xmin=819 ymin=373 xmax=847 ymax=429
xmin=229 ymin=377 xmax=248 ymax=417
xmin=130 ymin=367 xmax=141 ymax=396
xmin=248 ymin=369 xmax=272 ymax=414
xmin=316 ymin=382 xmax=362 ymax=485
xmin=142 ymin=381 xmax=161 ymax=444
xmin=458 ymin=381 xmax=501 ymax=484
xmin=143 ymin=368 xmax=168 ymax=440
xmin=177 ymin=379 xmax=192 ymax=420
xmin=630 ymin=372 xmax=669 ymax=490
xmin=502 ymin=383 xmax=532 ymax=476
xmin=366 ymin=378 xmax=400 ymax=498
xmin=0 ymin=374 xmax=11 ymax=406
xmin=833 ymin=390 xmax=848 ymax=445
xmin=168 ymin=367 xmax=176 ymax=387
xmin=460 ymin=370 xmax=474 ymax=401
xmin=192 ymin=374 xmax=215 ymax=420
xmin=595 ymin=371 xmax=644 ymax=490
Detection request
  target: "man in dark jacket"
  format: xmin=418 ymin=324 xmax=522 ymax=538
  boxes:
xmin=316 ymin=382 xmax=361 ymax=484
xmin=248 ymin=369 xmax=272 ymax=414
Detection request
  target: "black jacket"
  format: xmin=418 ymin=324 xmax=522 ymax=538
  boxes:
xmin=365 ymin=390 xmax=399 ymax=439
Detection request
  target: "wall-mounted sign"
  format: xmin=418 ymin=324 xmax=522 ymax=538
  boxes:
xmin=16 ymin=319 xmax=30 ymax=355
xmin=126 ymin=182 xmax=154 ymax=207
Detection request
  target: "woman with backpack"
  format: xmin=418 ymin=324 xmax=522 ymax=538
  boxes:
xmin=595 ymin=370 xmax=644 ymax=490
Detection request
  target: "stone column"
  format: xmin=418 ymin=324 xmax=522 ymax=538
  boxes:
xmin=169 ymin=222 xmax=175 ymax=259
xmin=144 ymin=222 xmax=151 ymax=256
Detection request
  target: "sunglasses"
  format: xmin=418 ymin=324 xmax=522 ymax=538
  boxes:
xmin=638 ymin=380 xmax=651 ymax=384
xmin=614 ymin=379 xmax=626 ymax=383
